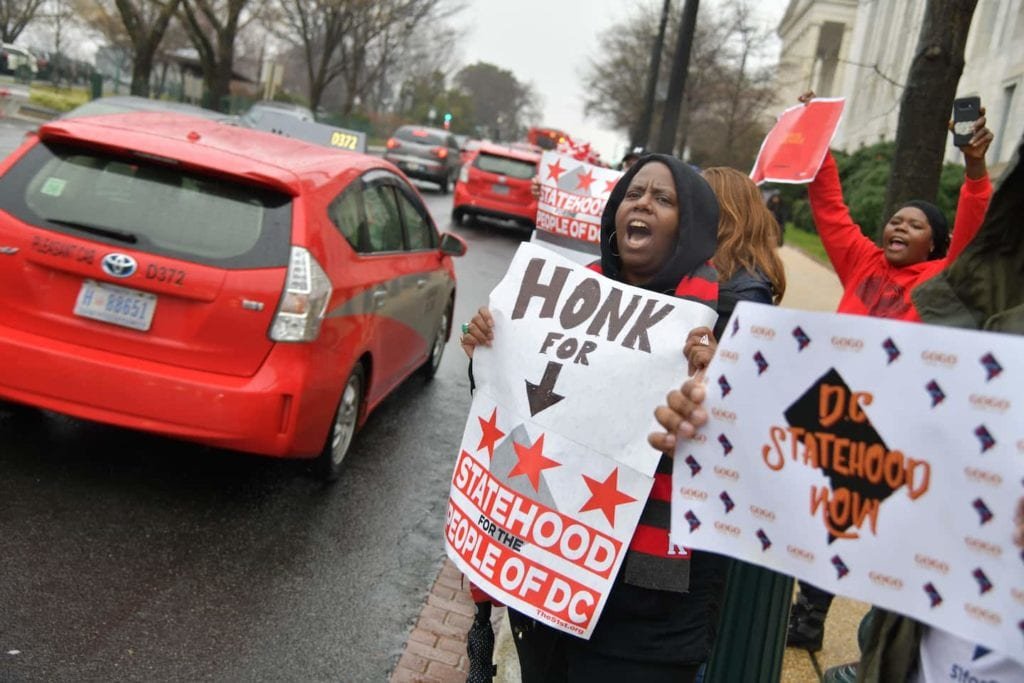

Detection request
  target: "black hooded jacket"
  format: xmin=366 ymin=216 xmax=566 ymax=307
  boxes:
xmin=598 ymin=153 xmax=720 ymax=303
xmin=584 ymin=154 xmax=727 ymax=666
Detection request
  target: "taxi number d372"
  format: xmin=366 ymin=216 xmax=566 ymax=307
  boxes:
xmin=74 ymin=279 xmax=157 ymax=331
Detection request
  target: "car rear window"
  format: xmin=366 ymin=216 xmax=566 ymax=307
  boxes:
xmin=395 ymin=127 xmax=447 ymax=146
xmin=473 ymin=152 xmax=537 ymax=180
xmin=0 ymin=142 xmax=292 ymax=268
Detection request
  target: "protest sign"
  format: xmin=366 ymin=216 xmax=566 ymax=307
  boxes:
xmin=750 ymin=98 xmax=845 ymax=185
xmin=530 ymin=152 xmax=623 ymax=264
xmin=447 ymin=242 xmax=716 ymax=638
xmin=670 ymin=302 xmax=1024 ymax=661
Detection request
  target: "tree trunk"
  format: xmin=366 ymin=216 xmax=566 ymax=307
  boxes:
xmin=883 ymin=0 xmax=978 ymax=230
xmin=209 ymin=40 xmax=234 ymax=112
xmin=130 ymin=46 xmax=153 ymax=97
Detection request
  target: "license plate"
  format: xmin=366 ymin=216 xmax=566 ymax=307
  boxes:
xmin=74 ymin=280 xmax=157 ymax=331
xmin=491 ymin=183 xmax=510 ymax=195
xmin=404 ymin=162 xmax=425 ymax=172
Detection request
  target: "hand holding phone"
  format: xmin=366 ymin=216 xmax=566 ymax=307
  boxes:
xmin=952 ymin=96 xmax=981 ymax=147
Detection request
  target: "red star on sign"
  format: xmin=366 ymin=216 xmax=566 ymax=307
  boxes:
xmin=579 ymin=468 xmax=636 ymax=526
xmin=603 ymin=179 xmax=618 ymax=195
xmin=575 ymin=170 xmax=595 ymax=192
xmin=509 ymin=434 xmax=560 ymax=491
xmin=476 ymin=408 xmax=505 ymax=459
xmin=547 ymin=159 xmax=565 ymax=183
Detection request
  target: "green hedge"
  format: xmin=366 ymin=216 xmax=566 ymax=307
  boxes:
xmin=28 ymin=86 xmax=89 ymax=112
xmin=767 ymin=141 xmax=969 ymax=244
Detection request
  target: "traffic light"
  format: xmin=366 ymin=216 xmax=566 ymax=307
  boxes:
xmin=443 ymin=112 xmax=452 ymax=130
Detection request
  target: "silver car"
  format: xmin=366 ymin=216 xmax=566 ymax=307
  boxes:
xmin=383 ymin=125 xmax=461 ymax=193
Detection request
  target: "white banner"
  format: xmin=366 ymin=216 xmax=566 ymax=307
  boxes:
xmin=530 ymin=152 xmax=623 ymax=264
xmin=447 ymin=242 xmax=716 ymax=637
xmin=671 ymin=302 xmax=1024 ymax=661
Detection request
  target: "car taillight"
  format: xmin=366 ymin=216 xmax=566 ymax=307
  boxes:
xmin=433 ymin=146 xmax=448 ymax=159
xmin=458 ymin=164 xmax=469 ymax=183
xmin=386 ymin=138 xmax=399 ymax=150
xmin=270 ymin=246 xmax=331 ymax=342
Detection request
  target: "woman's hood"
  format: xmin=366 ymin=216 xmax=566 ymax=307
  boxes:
xmin=600 ymin=153 xmax=719 ymax=293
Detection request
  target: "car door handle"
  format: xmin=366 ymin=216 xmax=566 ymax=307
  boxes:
xmin=372 ymin=289 xmax=387 ymax=308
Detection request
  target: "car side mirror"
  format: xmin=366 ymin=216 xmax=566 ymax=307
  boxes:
xmin=439 ymin=232 xmax=467 ymax=257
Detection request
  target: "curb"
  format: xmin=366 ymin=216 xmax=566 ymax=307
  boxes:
xmin=390 ymin=559 xmax=474 ymax=682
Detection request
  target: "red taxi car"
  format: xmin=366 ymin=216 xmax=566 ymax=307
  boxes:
xmin=0 ymin=112 xmax=466 ymax=479
xmin=451 ymin=143 xmax=540 ymax=229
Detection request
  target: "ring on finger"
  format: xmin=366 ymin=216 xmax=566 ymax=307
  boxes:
xmin=461 ymin=322 xmax=471 ymax=334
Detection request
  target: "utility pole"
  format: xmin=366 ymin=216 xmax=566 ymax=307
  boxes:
xmin=654 ymin=0 xmax=699 ymax=155
xmin=632 ymin=0 xmax=671 ymax=151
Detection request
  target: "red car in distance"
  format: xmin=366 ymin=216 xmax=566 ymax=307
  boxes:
xmin=451 ymin=143 xmax=540 ymax=230
xmin=0 ymin=112 xmax=466 ymax=479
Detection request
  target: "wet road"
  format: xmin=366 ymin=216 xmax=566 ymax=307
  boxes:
xmin=0 ymin=118 xmax=531 ymax=682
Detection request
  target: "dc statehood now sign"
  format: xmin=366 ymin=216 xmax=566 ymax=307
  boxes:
xmin=671 ymin=302 xmax=1024 ymax=662
xmin=446 ymin=242 xmax=716 ymax=638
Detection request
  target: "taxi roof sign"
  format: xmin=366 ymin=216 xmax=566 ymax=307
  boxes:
xmin=242 ymin=110 xmax=368 ymax=154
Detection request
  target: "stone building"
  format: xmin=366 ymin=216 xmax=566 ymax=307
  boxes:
xmin=777 ymin=0 xmax=1024 ymax=173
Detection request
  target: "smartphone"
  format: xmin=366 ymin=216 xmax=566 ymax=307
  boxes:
xmin=952 ymin=96 xmax=981 ymax=146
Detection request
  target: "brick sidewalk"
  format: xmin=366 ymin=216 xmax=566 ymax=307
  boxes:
xmin=390 ymin=560 xmax=474 ymax=682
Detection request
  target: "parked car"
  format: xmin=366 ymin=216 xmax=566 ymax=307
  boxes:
xmin=383 ymin=125 xmax=461 ymax=193
xmin=452 ymin=142 xmax=540 ymax=229
xmin=0 ymin=112 xmax=466 ymax=480
xmin=61 ymin=95 xmax=232 ymax=122
xmin=240 ymin=100 xmax=315 ymax=126
xmin=0 ymin=43 xmax=37 ymax=80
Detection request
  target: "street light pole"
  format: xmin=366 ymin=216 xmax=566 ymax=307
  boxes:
xmin=632 ymin=0 xmax=671 ymax=151
xmin=654 ymin=0 xmax=699 ymax=155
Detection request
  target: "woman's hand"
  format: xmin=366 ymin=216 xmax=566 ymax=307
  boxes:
xmin=460 ymin=306 xmax=495 ymax=359
xmin=959 ymin=112 xmax=993 ymax=180
xmin=683 ymin=326 xmax=716 ymax=377
xmin=798 ymin=90 xmax=816 ymax=105
xmin=530 ymin=175 xmax=541 ymax=199
xmin=648 ymin=378 xmax=708 ymax=455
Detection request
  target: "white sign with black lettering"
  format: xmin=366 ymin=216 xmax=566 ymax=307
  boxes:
xmin=476 ymin=241 xmax=716 ymax=476
xmin=445 ymin=242 xmax=716 ymax=638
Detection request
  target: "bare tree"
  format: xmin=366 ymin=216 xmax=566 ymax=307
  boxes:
xmin=108 ymin=0 xmax=182 ymax=96
xmin=883 ymin=0 xmax=978 ymax=223
xmin=270 ymin=0 xmax=458 ymax=116
xmin=74 ymin=0 xmax=130 ymax=50
xmin=684 ymin=1 xmax=776 ymax=168
xmin=580 ymin=3 xmax=654 ymax=134
xmin=0 ymin=0 xmax=46 ymax=43
xmin=582 ymin=0 xmax=775 ymax=168
xmin=179 ymin=0 xmax=261 ymax=111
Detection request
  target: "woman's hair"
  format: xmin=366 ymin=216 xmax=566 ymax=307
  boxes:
xmin=701 ymin=167 xmax=787 ymax=303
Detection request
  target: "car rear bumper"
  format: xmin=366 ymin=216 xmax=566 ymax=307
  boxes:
xmin=385 ymin=153 xmax=447 ymax=181
xmin=454 ymin=189 xmax=536 ymax=225
xmin=0 ymin=322 xmax=330 ymax=458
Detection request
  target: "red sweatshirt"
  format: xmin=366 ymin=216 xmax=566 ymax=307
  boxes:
xmin=808 ymin=152 xmax=992 ymax=321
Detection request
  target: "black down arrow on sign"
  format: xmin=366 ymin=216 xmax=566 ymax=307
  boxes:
xmin=525 ymin=361 xmax=565 ymax=416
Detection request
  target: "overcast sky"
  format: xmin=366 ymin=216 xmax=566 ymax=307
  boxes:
xmin=457 ymin=0 xmax=792 ymax=161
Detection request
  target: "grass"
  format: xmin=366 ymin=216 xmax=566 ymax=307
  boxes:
xmin=28 ymin=84 xmax=89 ymax=112
xmin=783 ymin=224 xmax=831 ymax=268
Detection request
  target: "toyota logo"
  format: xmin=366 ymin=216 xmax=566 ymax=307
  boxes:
xmin=101 ymin=253 xmax=137 ymax=278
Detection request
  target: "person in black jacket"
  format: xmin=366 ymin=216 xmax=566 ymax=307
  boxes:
xmin=461 ymin=154 xmax=722 ymax=683
xmin=702 ymin=167 xmax=786 ymax=340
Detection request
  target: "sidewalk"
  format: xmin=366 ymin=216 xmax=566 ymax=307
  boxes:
xmin=391 ymin=245 xmax=860 ymax=682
